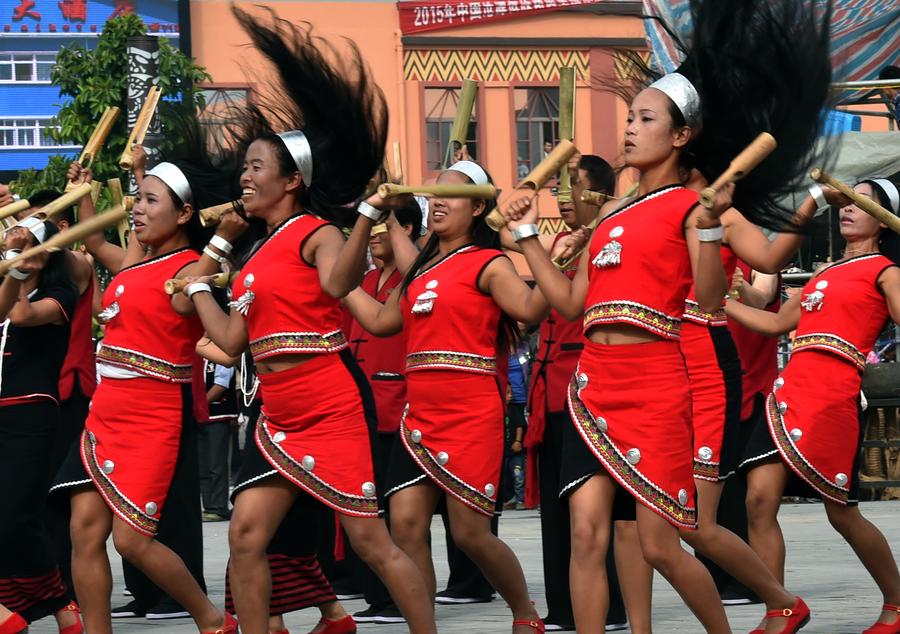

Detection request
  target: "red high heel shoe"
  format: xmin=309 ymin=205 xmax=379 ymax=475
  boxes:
xmin=863 ymin=603 xmax=900 ymax=634
xmin=0 ymin=612 xmax=27 ymax=634
xmin=308 ymin=615 xmax=356 ymax=634
xmin=58 ymin=601 xmax=83 ymax=634
xmin=513 ymin=617 xmax=545 ymax=633
xmin=752 ymin=597 xmax=810 ymax=634
xmin=203 ymin=611 xmax=238 ymax=634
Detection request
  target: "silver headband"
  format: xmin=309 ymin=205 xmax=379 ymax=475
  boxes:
xmin=649 ymin=72 xmax=701 ymax=129
xmin=277 ymin=130 xmax=313 ymax=187
xmin=447 ymin=160 xmax=489 ymax=186
xmin=869 ymin=178 xmax=900 ymax=215
xmin=17 ymin=216 xmax=46 ymax=244
xmin=146 ymin=162 xmax=193 ymax=204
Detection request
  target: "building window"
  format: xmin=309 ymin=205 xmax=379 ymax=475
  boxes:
xmin=0 ymin=118 xmax=74 ymax=149
xmin=0 ymin=53 xmax=56 ymax=83
xmin=424 ymin=87 xmax=478 ymax=171
xmin=514 ymin=87 xmax=559 ymax=179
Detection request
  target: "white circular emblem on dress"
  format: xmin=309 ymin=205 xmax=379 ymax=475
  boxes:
xmin=595 ymin=416 xmax=608 ymax=432
xmin=102 ymin=459 xmax=115 ymax=475
xmin=626 ymin=448 xmax=641 ymax=465
xmin=698 ymin=446 xmax=713 ymax=461
xmin=436 ymin=451 xmax=449 ymax=466
xmin=411 ymin=429 xmax=423 ymax=444
xmin=789 ymin=428 xmax=803 ymax=442
xmin=302 ymin=455 xmax=315 ymax=471
xmin=426 ymin=280 xmax=438 ymax=290
xmin=778 ymin=401 xmax=788 ymax=414
xmin=145 ymin=501 xmax=158 ymax=516
xmin=774 ymin=377 xmax=785 ymax=390
xmin=272 ymin=431 xmax=286 ymax=443
xmin=576 ymin=373 xmax=588 ymax=390
xmin=362 ymin=481 xmax=377 ymax=497
xmin=244 ymin=273 xmax=255 ymax=288
xmin=609 ymin=226 xmax=624 ymax=239
xmin=678 ymin=489 xmax=689 ymax=505
xmin=834 ymin=472 xmax=848 ymax=487
xmin=484 ymin=483 xmax=496 ymax=497
xmin=115 ymin=284 xmax=125 ymax=297
xmin=815 ymin=280 xmax=828 ymax=290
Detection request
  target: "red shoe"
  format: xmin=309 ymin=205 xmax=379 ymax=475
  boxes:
xmin=58 ymin=601 xmax=84 ymax=634
xmin=203 ymin=612 xmax=238 ymax=634
xmin=513 ymin=616 xmax=545 ymax=633
xmin=308 ymin=615 xmax=356 ymax=634
xmin=0 ymin=612 xmax=27 ymax=634
xmin=762 ymin=597 xmax=810 ymax=634
xmin=863 ymin=603 xmax=900 ymax=634
xmin=271 ymin=629 xmax=289 ymax=634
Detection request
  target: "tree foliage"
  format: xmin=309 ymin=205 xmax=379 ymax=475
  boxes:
xmin=11 ymin=13 xmax=211 ymax=200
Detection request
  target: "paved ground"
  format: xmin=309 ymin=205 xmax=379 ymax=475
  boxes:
xmin=27 ymin=501 xmax=900 ymax=633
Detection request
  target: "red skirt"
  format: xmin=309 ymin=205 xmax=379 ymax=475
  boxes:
xmin=567 ymin=340 xmax=697 ymax=529
xmin=254 ymin=352 xmax=379 ymax=518
xmin=766 ymin=350 xmax=862 ymax=505
xmin=679 ymin=321 xmax=743 ymax=481
xmin=81 ymin=377 xmax=186 ymax=536
xmin=394 ymin=370 xmax=504 ymax=517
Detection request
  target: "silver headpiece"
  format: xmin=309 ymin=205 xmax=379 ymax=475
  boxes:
xmin=277 ymin=130 xmax=314 ymax=187
xmin=649 ymin=72 xmax=702 ymax=129
xmin=869 ymin=178 xmax=900 ymax=215
xmin=17 ymin=216 xmax=46 ymax=244
xmin=146 ymin=162 xmax=193 ymax=204
xmin=447 ymin=160 xmax=490 ymax=186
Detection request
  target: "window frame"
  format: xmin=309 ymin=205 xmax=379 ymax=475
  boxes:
xmin=0 ymin=51 xmax=57 ymax=84
xmin=511 ymin=83 xmax=561 ymax=187
xmin=0 ymin=117 xmax=79 ymax=150
xmin=420 ymin=81 xmax=486 ymax=179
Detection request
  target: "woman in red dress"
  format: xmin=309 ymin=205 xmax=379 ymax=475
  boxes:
xmin=184 ymin=8 xmax=435 ymax=634
xmin=343 ymin=159 xmax=548 ymax=633
xmin=728 ymin=178 xmax=900 ymax=634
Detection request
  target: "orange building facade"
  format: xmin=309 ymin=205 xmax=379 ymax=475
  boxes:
xmin=191 ymin=0 xmax=646 ymax=229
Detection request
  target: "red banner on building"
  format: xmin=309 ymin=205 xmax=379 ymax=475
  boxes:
xmin=398 ymin=0 xmax=604 ymax=35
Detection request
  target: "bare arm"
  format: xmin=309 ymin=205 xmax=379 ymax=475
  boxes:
xmin=725 ymin=290 xmax=801 ymax=337
xmin=481 ymin=256 xmax=550 ymax=324
xmin=686 ymin=203 xmax=729 ymax=314
xmin=879 ymin=266 xmax=900 ymax=326
xmin=737 ymin=270 xmax=779 ymax=309
xmin=343 ymin=286 xmax=404 ymax=337
xmin=67 ymin=162 xmax=133 ymax=273
xmin=722 ymin=208 xmax=809 ymax=274
xmin=196 ymin=336 xmax=240 ymax=367
xmin=8 ymin=295 xmax=67 ymax=327
xmin=386 ymin=215 xmax=421 ymax=275
xmin=188 ymin=289 xmax=249 ymax=358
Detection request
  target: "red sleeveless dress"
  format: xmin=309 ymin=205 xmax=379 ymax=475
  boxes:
xmin=568 ymin=185 xmax=699 ymax=529
xmin=391 ymin=244 xmax=506 ymax=516
xmin=232 ymin=214 xmax=377 ymax=518
xmin=765 ymin=254 xmax=896 ymax=504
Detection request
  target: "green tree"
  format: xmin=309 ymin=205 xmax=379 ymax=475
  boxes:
xmin=11 ymin=13 xmax=211 ymax=200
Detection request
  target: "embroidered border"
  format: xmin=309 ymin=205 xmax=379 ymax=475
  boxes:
xmin=406 ymin=350 xmax=496 ymax=375
xmin=692 ymin=459 xmax=720 ymax=481
xmin=96 ymin=344 xmax=193 ymax=383
xmin=683 ymin=300 xmax=727 ymax=327
xmin=765 ymin=393 xmax=848 ymax=504
xmin=791 ymin=333 xmax=865 ymax=371
xmin=584 ymin=301 xmax=681 ymax=340
xmin=399 ymin=417 xmax=495 ymax=516
xmin=117 ymin=247 xmax=193 ymax=274
xmin=80 ymin=430 xmax=158 ymax=536
xmin=567 ymin=376 xmax=696 ymax=528
xmin=250 ymin=330 xmax=348 ymax=361
xmin=255 ymin=417 xmax=379 ymax=517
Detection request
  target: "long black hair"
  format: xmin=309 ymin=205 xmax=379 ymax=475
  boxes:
xmin=34 ymin=221 xmax=76 ymax=295
xmin=863 ymin=176 xmax=900 ymax=266
xmin=615 ymin=0 xmax=834 ymax=231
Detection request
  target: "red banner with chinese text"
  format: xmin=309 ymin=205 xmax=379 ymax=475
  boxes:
xmin=398 ymin=0 xmax=602 ymax=35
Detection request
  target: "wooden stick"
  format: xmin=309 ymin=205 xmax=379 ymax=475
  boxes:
xmin=78 ymin=106 xmax=121 ymax=167
xmin=0 ymin=199 xmax=31 ymax=221
xmin=580 ymin=190 xmax=618 ymax=205
xmin=0 ymin=204 xmax=126 ymax=276
xmin=811 ymin=168 xmax=900 ymax=234
xmin=556 ymin=67 xmax=577 ymax=204
xmin=485 ymin=139 xmax=579 ymax=231
xmin=392 ymin=142 xmax=403 ymax=185
xmin=106 ymin=178 xmax=130 ymax=248
xmin=119 ymin=86 xmax=161 ymax=170
xmin=444 ymin=79 xmax=478 ymax=168
xmin=699 ymin=132 xmax=777 ymax=208
xmin=370 ymin=223 xmax=388 ymax=236
xmin=377 ymin=183 xmax=497 ymax=200
xmin=164 ymin=271 xmax=235 ymax=295
xmin=20 ymin=183 xmax=93 ymax=223
xmin=200 ymin=200 xmax=246 ymax=227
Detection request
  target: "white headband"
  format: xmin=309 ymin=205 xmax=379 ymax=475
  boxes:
xmin=649 ymin=72 xmax=702 ymax=129
xmin=146 ymin=162 xmax=193 ymax=204
xmin=447 ymin=160 xmax=490 ymax=186
xmin=277 ymin=130 xmax=314 ymax=187
xmin=17 ymin=216 xmax=46 ymax=244
xmin=869 ymin=178 xmax=900 ymax=215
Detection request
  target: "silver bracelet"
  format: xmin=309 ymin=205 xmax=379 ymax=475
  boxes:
xmin=209 ymin=234 xmax=233 ymax=255
xmin=696 ymin=225 xmax=724 ymax=242
xmin=186 ymin=282 xmax=212 ymax=298
xmin=4 ymin=249 xmax=21 ymax=260
xmin=807 ymin=184 xmax=830 ymax=216
xmin=511 ymin=223 xmax=540 ymax=243
xmin=7 ymin=267 xmax=29 ymax=281
xmin=357 ymin=200 xmax=386 ymax=222
xmin=203 ymin=245 xmax=227 ymax=264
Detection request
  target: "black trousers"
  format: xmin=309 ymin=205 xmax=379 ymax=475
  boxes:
xmin=198 ymin=420 xmax=232 ymax=516
xmin=122 ymin=416 xmax=206 ymax=608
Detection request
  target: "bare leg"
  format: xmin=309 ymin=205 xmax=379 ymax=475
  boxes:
xmin=614 ymin=520 xmax=653 ymax=634
xmin=386 ymin=483 xmax=441 ymax=599
xmin=635 ymin=505 xmax=731 ymax=633
xmin=70 ymin=489 xmax=114 ymax=634
xmin=340 ymin=514 xmax=436 ymax=634
xmin=268 ymin=614 xmax=286 ymax=633
xmin=228 ymin=478 xmax=298 ymax=634
xmin=444 ymin=496 xmax=540 ymax=632
xmin=568 ymin=474 xmax=615 ymax=633
xmin=745 ymin=460 xmax=790 ymax=584
xmin=823 ymin=500 xmax=900 ymax=626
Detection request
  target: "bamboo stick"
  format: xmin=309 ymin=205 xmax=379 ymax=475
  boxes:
xmin=810 ymin=168 xmax=900 ymax=234
xmin=0 ymin=199 xmax=31 ymax=221
xmin=20 ymin=183 xmax=93 ymax=223
xmin=164 ymin=271 xmax=236 ymax=295
xmin=199 ymin=200 xmax=246 ymax=227
xmin=377 ymin=183 xmax=497 ymax=200
xmin=119 ymin=86 xmax=162 ymax=170
xmin=699 ymin=132 xmax=777 ymax=209
xmin=444 ymin=79 xmax=478 ymax=167
xmin=556 ymin=67 xmax=576 ymax=204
